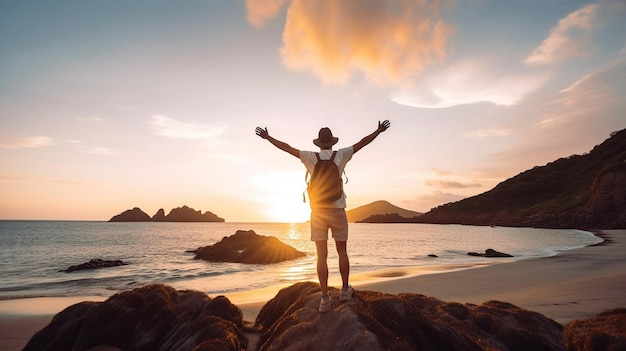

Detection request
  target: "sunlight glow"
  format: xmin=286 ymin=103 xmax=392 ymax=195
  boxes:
xmin=252 ymin=170 xmax=312 ymax=223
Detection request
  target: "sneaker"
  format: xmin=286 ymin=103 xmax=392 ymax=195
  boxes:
xmin=340 ymin=286 xmax=353 ymax=301
xmin=319 ymin=295 xmax=332 ymax=313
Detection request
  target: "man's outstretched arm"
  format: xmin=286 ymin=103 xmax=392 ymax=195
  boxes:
xmin=352 ymin=120 xmax=391 ymax=153
xmin=255 ymin=127 xmax=300 ymax=158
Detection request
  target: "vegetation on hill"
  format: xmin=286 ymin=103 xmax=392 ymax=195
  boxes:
xmin=357 ymin=213 xmax=422 ymax=223
xmin=417 ymin=129 xmax=626 ymax=229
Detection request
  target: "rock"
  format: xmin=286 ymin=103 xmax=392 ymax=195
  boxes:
xmin=60 ymin=259 xmax=127 ymax=273
xmin=468 ymin=248 xmax=513 ymax=257
xmin=428 ymin=254 xmax=438 ymax=257
xmin=563 ymin=308 xmax=626 ymax=351
xmin=108 ymin=207 xmax=151 ymax=222
xmin=24 ymin=282 xmax=623 ymax=351
xmin=164 ymin=205 xmax=225 ymax=222
xmin=152 ymin=208 xmax=166 ymax=221
xmin=192 ymin=230 xmax=306 ymax=264
xmin=254 ymin=282 xmax=565 ymax=351
xmin=23 ymin=284 xmax=247 ymax=351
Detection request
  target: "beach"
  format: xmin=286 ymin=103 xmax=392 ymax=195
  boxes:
xmin=2 ymin=229 xmax=624 ymax=350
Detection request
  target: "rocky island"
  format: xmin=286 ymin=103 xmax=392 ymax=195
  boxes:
xmin=108 ymin=205 xmax=224 ymax=222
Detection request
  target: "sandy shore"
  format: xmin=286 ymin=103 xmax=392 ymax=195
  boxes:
xmin=2 ymin=229 xmax=624 ymax=350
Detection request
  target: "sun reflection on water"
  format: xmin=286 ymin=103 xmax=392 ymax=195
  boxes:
xmin=280 ymin=256 xmax=316 ymax=282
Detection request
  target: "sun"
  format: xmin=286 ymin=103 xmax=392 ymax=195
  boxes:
xmin=265 ymin=200 xmax=311 ymax=223
xmin=253 ymin=170 xmax=312 ymax=223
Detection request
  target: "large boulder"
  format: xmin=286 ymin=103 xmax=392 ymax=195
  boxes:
xmin=192 ymin=230 xmax=306 ymax=264
xmin=254 ymin=282 xmax=565 ymax=351
xmin=23 ymin=284 xmax=247 ymax=351
xmin=564 ymin=308 xmax=626 ymax=351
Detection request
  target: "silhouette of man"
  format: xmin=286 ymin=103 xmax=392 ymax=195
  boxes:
xmin=255 ymin=120 xmax=390 ymax=313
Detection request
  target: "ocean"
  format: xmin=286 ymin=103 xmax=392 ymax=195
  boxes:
xmin=0 ymin=221 xmax=601 ymax=300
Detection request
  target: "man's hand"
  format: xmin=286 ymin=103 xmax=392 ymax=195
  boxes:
xmin=255 ymin=127 xmax=269 ymax=139
xmin=377 ymin=120 xmax=391 ymax=133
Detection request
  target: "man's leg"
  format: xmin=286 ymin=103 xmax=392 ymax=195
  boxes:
xmin=335 ymin=240 xmax=349 ymax=289
xmin=315 ymin=240 xmax=329 ymax=296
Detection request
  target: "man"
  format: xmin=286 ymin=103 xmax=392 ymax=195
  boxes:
xmin=255 ymin=120 xmax=391 ymax=313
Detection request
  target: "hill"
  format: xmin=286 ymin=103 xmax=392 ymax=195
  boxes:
xmin=346 ymin=200 xmax=423 ymax=223
xmin=417 ymin=129 xmax=626 ymax=229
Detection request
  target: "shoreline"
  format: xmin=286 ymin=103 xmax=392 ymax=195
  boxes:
xmin=2 ymin=229 xmax=624 ymax=350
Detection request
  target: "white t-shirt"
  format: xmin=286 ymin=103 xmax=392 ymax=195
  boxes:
xmin=300 ymin=147 xmax=354 ymax=209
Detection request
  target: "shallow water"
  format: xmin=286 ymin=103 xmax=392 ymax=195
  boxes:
xmin=0 ymin=221 xmax=601 ymax=299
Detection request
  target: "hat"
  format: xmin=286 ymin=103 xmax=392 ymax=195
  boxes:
xmin=313 ymin=127 xmax=339 ymax=148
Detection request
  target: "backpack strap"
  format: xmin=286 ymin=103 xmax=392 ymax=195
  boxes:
xmin=303 ymin=153 xmax=320 ymax=202
xmin=329 ymin=150 xmax=337 ymax=161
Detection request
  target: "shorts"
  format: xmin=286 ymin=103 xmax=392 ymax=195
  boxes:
xmin=310 ymin=208 xmax=348 ymax=242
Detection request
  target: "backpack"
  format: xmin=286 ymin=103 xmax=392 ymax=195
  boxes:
xmin=305 ymin=151 xmax=345 ymax=208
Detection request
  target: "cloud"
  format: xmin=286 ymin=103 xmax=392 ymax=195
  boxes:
xmin=151 ymin=115 xmax=226 ymax=141
xmin=476 ymin=54 xmax=626 ymax=179
xmin=390 ymin=58 xmax=549 ymax=108
xmin=412 ymin=190 xmax=466 ymax=211
xmin=425 ymin=179 xmax=482 ymax=189
xmin=524 ymin=4 xmax=597 ymax=65
xmin=82 ymin=146 xmax=117 ymax=156
xmin=431 ymin=168 xmax=452 ymax=176
xmin=0 ymin=136 xmax=53 ymax=149
xmin=535 ymin=53 xmax=625 ymax=132
xmin=247 ymin=0 xmax=452 ymax=85
xmin=464 ymin=127 xmax=513 ymax=138
xmin=246 ymin=0 xmax=290 ymax=27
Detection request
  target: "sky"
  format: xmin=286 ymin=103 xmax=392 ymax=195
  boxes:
xmin=1 ymin=0 xmax=625 ymax=223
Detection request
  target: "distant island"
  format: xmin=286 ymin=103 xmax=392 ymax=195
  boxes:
xmin=346 ymin=200 xmax=423 ymax=223
xmin=109 ymin=205 xmax=225 ymax=222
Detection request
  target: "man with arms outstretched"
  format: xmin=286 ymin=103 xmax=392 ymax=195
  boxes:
xmin=255 ymin=120 xmax=391 ymax=313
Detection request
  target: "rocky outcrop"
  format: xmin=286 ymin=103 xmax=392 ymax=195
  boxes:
xmin=564 ymin=308 xmax=626 ymax=351
xmin=255 ymin=282 xmax=565 ymax=351
xmin=108 ymin=207 xmax=151 ymax=222
xmin=23 ymin=284 xmax=247 ymax=351
xmin=468 ymin=249 xmax=513 ymax=258
xmin=163 ymin=205 xmax=224 ymax=222
xmin=152 ymin=208 xmax=166 ymax=221
xmin=577 ymin=164 xmax=626 ymax=229
xmin=192 ymin=230 xmax=306 ymax=264
xmin=23 ymin=283 xmax=626 ymax=351
xmin=60 ymin=259 xmax=127 ymax=273
xmin=108 ymin=205 xmax=225 ymax=222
